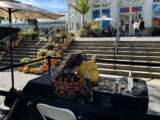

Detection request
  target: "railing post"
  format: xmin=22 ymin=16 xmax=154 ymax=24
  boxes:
xmin=48 ymin=56 xmax=52 ymax=83
xmin=35 ymin=46 xmax=37 ymax=58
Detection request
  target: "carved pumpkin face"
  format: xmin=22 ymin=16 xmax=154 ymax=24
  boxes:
xmin=77 ymin=55 xmax=99 ymax=83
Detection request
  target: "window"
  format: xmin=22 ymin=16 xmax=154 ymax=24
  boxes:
xmin=153 ymin=0 xmax=160 ymax=2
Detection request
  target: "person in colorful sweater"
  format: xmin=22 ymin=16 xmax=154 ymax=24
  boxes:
xmin=53 ymin=51 xmax=93 ymax=103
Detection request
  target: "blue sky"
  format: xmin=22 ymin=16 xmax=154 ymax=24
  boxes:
xmin=17 ymin=0 xmax=67 ymax=12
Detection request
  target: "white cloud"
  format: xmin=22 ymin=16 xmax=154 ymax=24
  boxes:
xmin=17 ymin=0 xmax=67 ymax=12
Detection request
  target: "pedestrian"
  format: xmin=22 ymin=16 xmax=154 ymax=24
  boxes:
xmin=133 ymin=20 xmax=139 ymax=37
xmin=108 ymin=24 xmax=113 ymax=37
xmin=125 ymin=21 xmax=129 ymax=36
xmin=114 ymin=23 xmax=118 ymax=36
xmin=139 ymin=18 xmax=145 ymax=37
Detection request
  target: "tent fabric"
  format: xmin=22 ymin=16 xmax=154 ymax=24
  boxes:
xmin=0 ymin=0 xmax=64 ymax=19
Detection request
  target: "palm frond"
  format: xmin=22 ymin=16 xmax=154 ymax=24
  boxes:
xmin=68 ymin=4 xmax=82 ymax=14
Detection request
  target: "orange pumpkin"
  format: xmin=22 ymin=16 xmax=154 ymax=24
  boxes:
xmin=56 ymin=44 xmax=62 ymax=48
xmin=18 ymin=67 xmax=23 ymax=72
xmin=64 ymin=42 xmax=69 ymax=47
xmin=43 ymin=65 xmax=49 ymax=71
xmin=51 ymin=59 xmax=57 ymax=66
xmin=23 ymin=65 xmax=27 ymax=68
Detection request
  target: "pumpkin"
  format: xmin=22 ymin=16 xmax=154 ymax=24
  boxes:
xmin=62 ymin=47 xmax=67 ymax=51
xmin=51 ymin=59 xmax=57 ymax=66
xmin=23 ymin=65 xmax=28 ymax=68
xmin=34 ymin=66 xmax=44 ymax=74
xmin=15 ymin=42 xmax=19 ymax=46
xmin=18 ymin=67 xmax=23 ymax=72
xmin=77 ymin=55 xmax=99 ymax=83
xmin=29 ymin=67 xmax=34 ymax=73
xmin=56 ymin=44 xmax=62 ymax=48
xmin=64 ymin=42 xmax=69 ymax=47
xmin=43 ymin=65 xmax=49 ymax=72
xmin=23 ymin=68 xmax=29 ymax=73
xmin=72 ymin=37 xmax=75 ymax=41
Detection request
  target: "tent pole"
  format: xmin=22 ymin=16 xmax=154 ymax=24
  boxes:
xmin=9 ymin=8 xmax=14 ymax=89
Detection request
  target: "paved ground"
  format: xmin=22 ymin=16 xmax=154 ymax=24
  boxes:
xmin=0 ymin=69 xmax=160 ymax=116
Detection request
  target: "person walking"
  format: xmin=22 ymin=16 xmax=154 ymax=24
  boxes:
xmin=125 ymin=21 xmax=129 ymax=36
xmin=139 ymin=18 xmax=145 ymax=37
xmin=133 ymin=20 xmax=139 ymax=37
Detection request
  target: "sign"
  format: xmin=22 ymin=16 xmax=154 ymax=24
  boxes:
xmin=120 ymin=7 xmax=129 ymax=13
xmin=152 ymin=4 xmax=160 ymax=27
xmin=132 ymin=6 xmax=142 ymax=12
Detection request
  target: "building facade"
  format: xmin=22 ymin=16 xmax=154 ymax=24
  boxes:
xmin=66 ymin=0 xmax=160 ymax=35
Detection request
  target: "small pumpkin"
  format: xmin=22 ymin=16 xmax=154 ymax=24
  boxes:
xmin=43 ymin=65 xmax=49 ymax=72
xmin=23 ymin=67 xmax=29 ymax=73
xmin=71 ymin=37 xmax=75 ymax=41
xmin=51 ymin=59 xmax=57 ymax=66
xmin=18 ymin=67 xmax=23 ymax=72
xmin=56 ymin=44 xmax=62 ymax=48
xmin=64 ymin=42 xmax=69 ymax=47
xmin=23 ymin=65 xmax=28 ymax=68
xmin=29 ymin=67 xmax=34 ymax=73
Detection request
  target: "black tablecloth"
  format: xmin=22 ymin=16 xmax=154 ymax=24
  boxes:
xmin=5 ymin=74 xmax=149 ymax=120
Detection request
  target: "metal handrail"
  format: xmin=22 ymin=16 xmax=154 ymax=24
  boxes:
xmin=35 ymin=27 xmax=57 ymax=57
xmin=114 ymin=26 xmax=120 ymax=69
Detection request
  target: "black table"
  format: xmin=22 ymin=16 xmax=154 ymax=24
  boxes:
xmin=5 ymin=74 xmax=149 ymax=120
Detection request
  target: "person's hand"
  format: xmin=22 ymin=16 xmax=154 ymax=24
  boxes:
xmin=84 ymin=70 xmax=90 ymax=79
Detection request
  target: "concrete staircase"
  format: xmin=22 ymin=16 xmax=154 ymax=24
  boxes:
xmin=0 ymin=40 xmax=46 ymax=67
xmin=61 ymin=38 xmax=160 ymax=79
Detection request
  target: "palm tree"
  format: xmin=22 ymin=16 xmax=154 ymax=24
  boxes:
xmin=68 ymin=0 xmax=97 ymax=26
xmin=27 ymin=19 xmax=39 ymax=31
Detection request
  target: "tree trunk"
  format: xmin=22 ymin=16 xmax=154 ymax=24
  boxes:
xmin=83 ymin=14 xmax=85 ymax=25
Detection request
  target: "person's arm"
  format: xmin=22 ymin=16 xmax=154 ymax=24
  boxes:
xmin=77 ymin=77 xmax=93 ymax=102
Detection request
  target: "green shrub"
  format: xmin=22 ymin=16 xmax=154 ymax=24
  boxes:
xmin=78 ymin=28 xmax=88 ymax=37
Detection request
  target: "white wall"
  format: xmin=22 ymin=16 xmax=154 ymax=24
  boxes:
xmin=110 ymin=0 xmax=119 ymax=26
xmin=143 ymin=0 xmax=153 ymax=28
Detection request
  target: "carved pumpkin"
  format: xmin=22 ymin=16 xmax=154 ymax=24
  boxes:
xmin=77 ymin=55 xmax=99 ymax=83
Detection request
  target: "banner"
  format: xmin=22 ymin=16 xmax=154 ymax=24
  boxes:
xmin=120 ymin=7 xmax=129 ymax=13
xmin=152 ymin=4 xmax=160 ymax=27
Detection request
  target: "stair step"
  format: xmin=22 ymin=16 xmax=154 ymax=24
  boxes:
xmin=65 ymin=50 xmax=160 ymax=56
xmin=69 ymin=46 xmax=160 ymax=52
xmin=97 ymin=63 xmax=160 ymax=72
xmin=5 ymin=54 xmax=36 ymax=58
xmin=98 ymin=68 xmax=160 ymax=79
